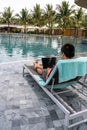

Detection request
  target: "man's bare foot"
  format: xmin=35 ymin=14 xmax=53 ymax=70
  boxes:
xmin=33 ymin=61 xmax=38 ymax=69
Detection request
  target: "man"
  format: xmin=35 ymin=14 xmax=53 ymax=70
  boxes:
xmin=33 ymin=43 xmax=75 ymax=80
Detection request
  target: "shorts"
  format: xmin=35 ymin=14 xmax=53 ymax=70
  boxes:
xmin=41 ymin=69 xmax=47 ymax=81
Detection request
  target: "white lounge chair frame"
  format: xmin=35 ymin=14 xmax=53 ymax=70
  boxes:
xmin=23 ymin=64 xmax=87 ymax=130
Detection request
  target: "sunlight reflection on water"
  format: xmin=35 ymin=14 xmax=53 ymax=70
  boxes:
xmin=0 ymin=34 xmax=86 ymax=63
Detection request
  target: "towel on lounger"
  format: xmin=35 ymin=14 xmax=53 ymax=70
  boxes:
xmin=57 ymin=57 xmax=87 ymax=83
xmin=34 ymin=57 xmax=87 ymax=86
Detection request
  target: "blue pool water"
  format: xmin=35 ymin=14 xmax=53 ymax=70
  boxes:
xmin=0 ymin=34 xmax=87 ymax=63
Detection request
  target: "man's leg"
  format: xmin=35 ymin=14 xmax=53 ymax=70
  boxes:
xmin=33 ymin=61 xmax=43 ymax=74
xmin=37 ymin=68 xmax=43 ymax=75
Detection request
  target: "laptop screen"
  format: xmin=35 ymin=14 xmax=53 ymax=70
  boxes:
xmin=42 ymin=57 xmax=56 ymax=69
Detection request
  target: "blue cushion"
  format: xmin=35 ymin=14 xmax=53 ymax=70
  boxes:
xmin=33 ymin=57 xmax=87 ymax=86
xmin=57 ymin=57 xmax=87 ymax=83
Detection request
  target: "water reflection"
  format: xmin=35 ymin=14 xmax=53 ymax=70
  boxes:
xmin=0 ymin=34 xmax=87 ymax=63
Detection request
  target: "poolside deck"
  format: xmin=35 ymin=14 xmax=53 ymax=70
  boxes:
xmin=0 ymin=61 xmax=87 ymax=130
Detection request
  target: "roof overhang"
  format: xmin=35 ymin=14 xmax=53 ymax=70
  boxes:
xmin=75 ymin=0 xmax=87 ymax=8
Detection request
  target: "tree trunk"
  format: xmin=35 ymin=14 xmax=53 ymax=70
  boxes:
xmin=8 ymin=23 xmax=10 ymax=33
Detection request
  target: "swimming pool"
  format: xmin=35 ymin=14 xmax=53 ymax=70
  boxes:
xmin=0 ymin=34 xmax=87 ymax=63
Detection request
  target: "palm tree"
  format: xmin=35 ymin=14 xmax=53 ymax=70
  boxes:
xmin=44 ymin=4 xmax=56 ymax=34
xmin=56 ymin=1 xmax=75 ymax=35
xmin=1 ymin=7 xmax=14 ymax=32
xmin=16 ymin=8 xmax=29 ymax=33
xmin=82 ymin=14 xmax=87 ymax=28
xmin=31 ymin=4 xmax=43 ymax=26
xmin=73 ymin=7 xmax=84 ymax=37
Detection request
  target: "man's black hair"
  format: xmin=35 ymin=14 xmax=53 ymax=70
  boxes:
xmin=61 ymin=43 xmax=75 ymax=58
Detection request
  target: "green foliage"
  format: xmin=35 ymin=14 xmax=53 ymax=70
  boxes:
xmin=56 ymin=1 xmax=75 ymax=29
xmin=31 ymin=4 xmax=43 ymax=26
xmin=1 ymin=7 xmax=14 ymax=25
xmin=16 ymin=8 xmax=29 ymax=25
xmin=0 ymin=1 xmax=86 ymax=35
xmin=44 ymin=4 xmax=56 ymax=29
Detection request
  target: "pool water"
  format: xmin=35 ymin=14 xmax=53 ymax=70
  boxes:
xmin=0 ymin=34 xmax=87 ymax=63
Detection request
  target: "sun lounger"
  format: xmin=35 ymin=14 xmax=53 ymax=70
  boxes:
xmin=23 ymin=57 xmax=87 ymax=88
xmin=23 ymin=57 xmax=87 ymax=129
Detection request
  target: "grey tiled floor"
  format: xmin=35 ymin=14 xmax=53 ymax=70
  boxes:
xmin=0 ymin=61 xmax=87 ymax=130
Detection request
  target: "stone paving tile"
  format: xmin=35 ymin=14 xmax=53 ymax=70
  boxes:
xmin=0 ymin=61 xmax=87 ymax=130
xmin=29 ymin=122 xmax=47 ymax=130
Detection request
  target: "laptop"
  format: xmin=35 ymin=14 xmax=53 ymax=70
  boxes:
xmin=42 ymin=57 xmax=56 ymax=69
